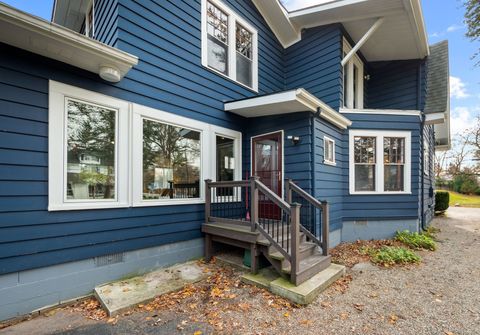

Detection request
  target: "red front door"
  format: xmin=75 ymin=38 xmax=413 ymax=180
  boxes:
xmin=252 ymin=132 xmax=282 ymax=220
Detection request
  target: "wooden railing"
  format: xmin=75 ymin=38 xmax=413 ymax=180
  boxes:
xmin=205 ymin=177 xmax=302 ymax=283
xmin=286 ymin=179 xmax=329 ymax=256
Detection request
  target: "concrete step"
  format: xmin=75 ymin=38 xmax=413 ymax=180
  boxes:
xmin=282 ymin=254 xmax=332 ymax=285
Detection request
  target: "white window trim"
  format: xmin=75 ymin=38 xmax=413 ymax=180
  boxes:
xmin=323 ymin=136 xmax=336 ymax=166
xmin=49 ymin=80 xmax=242 ymax=211
xmin=131 ymin=104 xmax=242 ymax=207
xmin=201 ymin=0 xmax=259 ymax=92
xmin=342 ymin=39 xmax=364 ymax=109
xmin=48 ymin=81 xmax=130 ymax=211
xmin=349 ymin=130 xmax=411 ymax=195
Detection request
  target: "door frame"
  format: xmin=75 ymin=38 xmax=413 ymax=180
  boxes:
xmin=250 ymin=130 xmax=284 ymax=199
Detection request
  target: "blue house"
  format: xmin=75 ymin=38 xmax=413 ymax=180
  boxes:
xmin=0 ymin=0 xmax=450 ymax=320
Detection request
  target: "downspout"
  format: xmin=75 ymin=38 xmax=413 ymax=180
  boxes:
xmin=418 ymin=62 xmax=426 ymax=231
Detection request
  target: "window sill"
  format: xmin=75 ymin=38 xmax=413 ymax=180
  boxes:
xmin=202 ymin=65 xmax=258 ymax=93
xmin=48 ymin=202 xmax=130 ymax=211
xmin=324 ymin=160 xmax=337 ymax=166
xmin=349 ymin=191 xmax=412 ymax=196
xmin=132 ymin=198 xmax=205 ymax=207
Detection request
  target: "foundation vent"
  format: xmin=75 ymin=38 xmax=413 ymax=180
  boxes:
xmin=95 ymin=253 xmax=124 ymax=267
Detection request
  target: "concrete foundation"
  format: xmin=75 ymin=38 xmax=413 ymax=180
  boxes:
xmin=0 ymin=238 xmax=204 ymax=322
xmin=341 ymin=219 xmax=419 ymax=242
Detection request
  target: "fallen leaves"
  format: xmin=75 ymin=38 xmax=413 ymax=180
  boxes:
xmin=330 ymin=274 xmax=353 ymax=294
xmin=330 ymin=239 xmax=404 ymax=267
xmin=69 ymin=299 xmax=107 ymax=321
xmin=388 ymin=314 xmax=399 ymax=325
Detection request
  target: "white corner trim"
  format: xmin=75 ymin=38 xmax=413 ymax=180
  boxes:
xmin=425 ymin=112 xmax=446 ymax=125
xmin=0 ymin=3 xmax=138 ymax=81
xmin=340 ymin=108 xmax=422 ymax=117
xmin=348 ymin=129 xmax=412 ymax=195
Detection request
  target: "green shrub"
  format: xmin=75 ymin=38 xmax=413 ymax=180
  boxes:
xmin=395 ymin=230 xmax=436 ymax=251
xmin=453 ymin=173 xmax=479 ymax=194
xmin=435 ymin=191 xmax=449 ymax=213
xmin=371 ymin=246 xmax=420 ymax=266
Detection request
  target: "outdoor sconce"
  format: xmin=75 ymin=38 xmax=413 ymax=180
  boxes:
xmin=287 ymin=135 xmax=300 ymax=145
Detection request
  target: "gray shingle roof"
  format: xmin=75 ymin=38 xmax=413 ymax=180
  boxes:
xmin=424 ymin=40 xmax=449 ymax=114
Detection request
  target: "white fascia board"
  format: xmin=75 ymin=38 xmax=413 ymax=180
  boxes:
xmin=0 ymin=3 xmax=138 ymax=81
xmin=425 ymin=112 xmax=446 ymax=125
xmin=252 ymin=0 xmax=301 ymax=48
xmin=340 ymin=108 xmax=421 ymax=117
xmin=402 ymin=0 xmax=429 ymax=58
xmin=225 ymin=88 xmax=352 ymax=129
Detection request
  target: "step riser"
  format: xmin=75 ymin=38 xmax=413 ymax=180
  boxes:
xmin=294 ymin=256 xmax=332 ymax=286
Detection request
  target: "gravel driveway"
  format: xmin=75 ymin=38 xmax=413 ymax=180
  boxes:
xmin=1 ymin=207 xmax=479 ymax=335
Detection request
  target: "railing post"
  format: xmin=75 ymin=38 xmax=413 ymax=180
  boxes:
xmin=321 ymin=201 xmax=329 ymax=256
xmin=290 ymin=202 xmax=301 ymax=285
xmin=205 ymin=179 xmax=212 ymax=223
xmin=286 ymin=179 xmax=292 ymax=204
xmin=250 ymin=176 xmax=259 ymax=232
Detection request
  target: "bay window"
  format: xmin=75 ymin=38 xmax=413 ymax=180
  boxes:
xmin=202 ymin=0 xmax=258 ymax=91
xmin=49 ymin=81 xmax=241 ymax=211
xmin=349 ymin=130 xmax=411 ymax=194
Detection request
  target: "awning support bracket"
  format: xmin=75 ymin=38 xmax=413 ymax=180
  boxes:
xmin=341 ymin=17 xmax=385 ymax=66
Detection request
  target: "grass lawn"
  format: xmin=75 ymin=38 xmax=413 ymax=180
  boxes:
xmin=448 ymin=191 xmax=480 ymax=208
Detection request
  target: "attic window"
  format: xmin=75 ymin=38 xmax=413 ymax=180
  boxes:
xmin=85 ymin=2 xmax=95 ymax=38
xmin=201 ymin=0 xmax=258 ymax=91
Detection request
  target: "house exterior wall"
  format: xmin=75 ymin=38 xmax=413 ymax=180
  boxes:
xmin=422 ymin=124 xmax=436 ymax=225
xmin=94 ymin=0 xmax=119 ymax=46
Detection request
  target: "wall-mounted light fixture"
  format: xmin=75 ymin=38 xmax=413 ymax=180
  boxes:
xmin=287 ymin=135 xmax=300 ymax=146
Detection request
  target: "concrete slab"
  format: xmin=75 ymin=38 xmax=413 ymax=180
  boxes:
xmin=242 ymin=264 xmax=345 ymax=305
xmin=241 ymin=267 xmax=279 ymax=289
xmin=94 ymin=261 xmax=210 ymax=316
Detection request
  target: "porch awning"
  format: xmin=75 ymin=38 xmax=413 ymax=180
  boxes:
xmin=224 ymin=88 xmax=352 ymax=129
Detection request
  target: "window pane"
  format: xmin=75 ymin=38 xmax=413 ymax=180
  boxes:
xmin=216 ymin=136 xmax=235 ymax=196
xmin=236 ymin=24 xmax=252 ymax=59
xmin=355 ymin=165 xmax=375 ymax=191
xmin=325 ymin=140 xmax=334 ymax=162
xmin=207 ymin=36 xmax=228 ymax=75
xmin=354 ymin=137 xmax=376 ymax=163
xmin=384 ymin=165 xmax=404 ymax=191
xmin=66 ymin=100 xmax=116 ymax=200
xmin=142 ymin=119 xmax=201 ymax=200
xmin=207 ymin=2 xmax=228 ymax=75
xmin=384 ymin=137 xmax=405 ymax=164
xmin=236 ymin=53 xmax=252 ymax=87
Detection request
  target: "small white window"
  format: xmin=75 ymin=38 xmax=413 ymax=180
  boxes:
xmin=201 ymin=0 xmax=258 ymax=91
xmin=423 ymin=138 xmax=430 ymax=175
xmin=324 ymin=136 xmax=336 ymax=165
xmin=349 ymin=130 xmax=411 ymax=194
xmin=342 ymin=39 xmax=364 ymax=109
xmin=49 ymin=81 xmax=129 ymax=211
xmin=85 ymin=2 xmax=95 ymax=38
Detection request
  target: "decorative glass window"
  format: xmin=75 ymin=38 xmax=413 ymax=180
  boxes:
xmin=142 ymin=119 xmax=201 ymax=200
xmin=353 ymin=137 xmax=376 ymax=191
xmin=206 ymin=2 xmax=229 ymax=75
xmin=342 ymin=39 xmax=364 ymax=109
xmin=384 ymin=137 xmax=405 ymax=191
xmin=349 ymin=130 xmax=411 ymax=194
xmin=202 ymin=0 xmax=258 ymax=91
xmin=324 ymin=136 xmax=336 ymax=165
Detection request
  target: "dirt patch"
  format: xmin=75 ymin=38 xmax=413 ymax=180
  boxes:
xmin=330 ymin=239 xmax=404 ymax=267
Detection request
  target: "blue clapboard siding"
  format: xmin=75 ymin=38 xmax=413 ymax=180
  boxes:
xmin=285 ymin=25 xmax=343 ymax=110
xmin=94 ymin=0 xmax=119 ymax=46
xmin=365 ymin=60 xmax=424 ymax=110
xmin=243 ymin=112 xmax=313 ymax=192
xmin=342 ymin=113 xmax=421 ymax=221
xmin=313 ymin=116 xmax=346 ymax=231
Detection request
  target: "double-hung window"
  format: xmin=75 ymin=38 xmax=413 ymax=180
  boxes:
xmin=342 ymin=39 xmax=364 ymax=109
xmin=349 ymin=130 xmax=411 ymax=194
xmin=202 ymin=0 xmax=258 ymax=91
